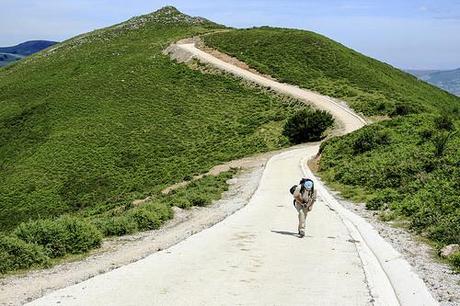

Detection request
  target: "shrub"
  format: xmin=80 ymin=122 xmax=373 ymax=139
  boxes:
xmin=283 ymin=109 xmax=334 ymax=144
xmin=95 ymin=202 xmax=172 ymax=235
xmin=144 ymin=202 xmax=173 ymax=221
xmin=14 ymin=217 xmax=102 ymax=257
xmin=0 ymin=236 xmax=50 ymax=274
xmin=352 ymin=127 xmax=390 ymax=154
xmin=95 ymin=216 xmax=138 ymax=237
xmin=59 ymin=217 xmax=102 ymax=254
xmin=127 ymin=208 xmax=161 ymax=231
xmin=449 ymin=252 xmax=460 ymax=270
xmin=390 ymin=102 xmax=418 ymax=117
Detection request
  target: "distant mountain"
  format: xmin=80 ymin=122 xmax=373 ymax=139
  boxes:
xmin=0 ymin=40 xmax=57 ymax=56
xmin=0 ymin=52 xmax=24 ymax=67
xmin=407 ymin=68 xmax=460 ymax=96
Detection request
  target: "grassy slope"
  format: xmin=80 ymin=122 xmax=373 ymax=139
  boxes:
xmin=204 ymin=27 xmax=459 ymax=116
xmin=204 ymin=27 xmax=460 ymax=265
xmin=0 ymin=9 xmax=306 ymax=232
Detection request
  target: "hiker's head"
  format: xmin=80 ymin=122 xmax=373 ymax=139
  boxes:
xmin=304 ymin=180 xmax=313 ymax=190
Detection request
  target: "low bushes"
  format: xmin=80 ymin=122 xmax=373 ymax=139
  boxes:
xmin=95 ymin=216 xmax=138 ymax=237
xmin=283 ymin=109 xmax=334 ymax=144
xmin=14 ymin=216 xmax=102 ymax=258
xmin=0 ymin=236 xmax=50 ymax=274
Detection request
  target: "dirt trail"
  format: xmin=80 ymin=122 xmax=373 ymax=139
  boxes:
xmin=26 ymin=42 xmax=437 ymax=306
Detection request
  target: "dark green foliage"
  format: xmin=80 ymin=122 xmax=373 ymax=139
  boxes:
xmin=95 ymin=217 xmax=138 ymax=237
xmin=0 ymin=236 xmax=49 ymax=273
xmin=435 ymin=114 xmax=454 ymax=131
xmin=390 ymin=102 xmax=419 ymax=117
xmin=204 ymin=27 xmax=459 ymax=116
xmin=283 ymin=110 xmax=334 ymax=144
xmin=127 ymin=208 xmax=161 ymax=231
xmin=13 ymin=217 xmax=102 ymax=257
xmin=126 ymin=202 xmax=172 ymax=231
xmin=449 ymin=252 xmax=460 ymax=270
xmin=352 ymin=127 xmax=390 ymax=154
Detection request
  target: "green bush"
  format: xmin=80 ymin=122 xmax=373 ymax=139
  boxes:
xmin=188 ymin=194 xmax=211 ymax=206
xmin=0 ymin=236 xmax=50 ymax=274
xmin=390 ymin=102 xmax=419 ymax=117
xmin=127 ymin=208 xmax=161 ymax=231
xmin=352 ymin=127 xmax=390 ymax=154
xmin=95 ymin=216 xmax=138 ymax=237
xmin=449 ymin=252 xmax=460 ymax=270
xmin=14 ymin=217 xmax=102 ymax=257
xmin=283 ymin=109 xmax=334 ymax=144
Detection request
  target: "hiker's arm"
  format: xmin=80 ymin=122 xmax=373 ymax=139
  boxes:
xmin=293 ymin=186 xmax=303 ymax=204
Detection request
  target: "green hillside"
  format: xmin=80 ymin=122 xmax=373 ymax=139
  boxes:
xmin=204 ymin=27 xmax=460 ymax=267
xmin=0 ymin=8 xmax=307 ymax=234
xmin=204 ymin=27 xmax=459 ymax=116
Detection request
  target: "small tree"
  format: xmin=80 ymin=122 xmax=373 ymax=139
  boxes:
xmin=283 ymin=109 xmax=334 ymax=144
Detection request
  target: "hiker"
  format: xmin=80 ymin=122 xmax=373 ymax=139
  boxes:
xmin=290 ymin=178 xmax=317 ymax=238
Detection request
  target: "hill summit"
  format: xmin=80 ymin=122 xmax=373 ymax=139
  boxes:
xmin=122 ymin=6 xmax=223 ymax=29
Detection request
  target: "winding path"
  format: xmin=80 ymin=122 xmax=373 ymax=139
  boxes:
xmin=27 ymin=43 xmax=437 ymax=306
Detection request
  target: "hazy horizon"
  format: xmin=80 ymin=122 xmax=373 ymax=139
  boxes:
xmin=1 ymin=1 xmax=459 ymax=70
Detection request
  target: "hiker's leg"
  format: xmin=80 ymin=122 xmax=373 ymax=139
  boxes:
xmin=297 ymin=206 xmax=306 ymax=236
xmin=302 ymin=207 xmax=309 ymax=229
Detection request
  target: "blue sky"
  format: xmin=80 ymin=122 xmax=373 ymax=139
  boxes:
xmin=1 ymin=0 xmax=459 ymax=69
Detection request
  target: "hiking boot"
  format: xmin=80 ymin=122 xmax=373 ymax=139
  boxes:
xmin=299 ymin=230 xmax=305 ymax=238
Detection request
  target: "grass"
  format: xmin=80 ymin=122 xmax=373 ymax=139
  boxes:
xmin=204 ymin=27 xmax=460 ymax=268
xmin=0 ymin=8 xmax=308 ymax=233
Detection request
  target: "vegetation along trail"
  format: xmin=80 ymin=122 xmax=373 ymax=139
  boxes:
xmin=27 ymin=41 xmax=438 ymax=305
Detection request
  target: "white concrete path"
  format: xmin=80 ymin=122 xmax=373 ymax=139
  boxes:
xmin=28 ymin=42 xmax=437 ymax=306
